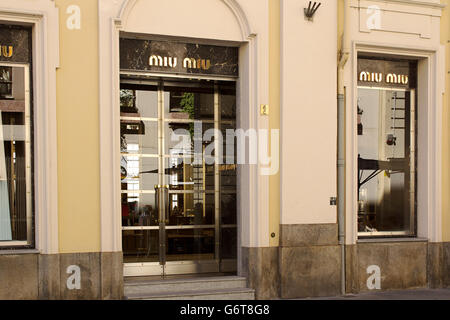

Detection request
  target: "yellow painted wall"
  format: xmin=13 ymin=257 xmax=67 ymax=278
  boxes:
xmin=55 ymin=0 xmax=101 ymax=253
xmin=442 ymin=0 xmax=450 ymax=242
xmin=269 ymin=0 xmax=281 ymax=247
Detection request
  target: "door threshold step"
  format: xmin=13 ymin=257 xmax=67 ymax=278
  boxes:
xmin=125 ymin=287 xmax=255 ymax=300
xmin=125 ymin=276 xmax=247 ymax=286
xmin=124 ymin=276 xmax=248 ymax=296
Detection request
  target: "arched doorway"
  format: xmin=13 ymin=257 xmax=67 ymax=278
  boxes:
xmin=98 ymin=0 xmax=261 ymax=279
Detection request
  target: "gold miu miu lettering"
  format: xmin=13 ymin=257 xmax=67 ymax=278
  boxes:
xmin=386 ymin=73 xmax=409 ymax=85
xmin=148 ymin=55 xmax=211 ymax=70
xmin=149 ymin=55 xmax=177 ymax=68
xmin=182 ymin=58 xmax=211 ymax=70
xmin=359 ymin=71 xmax=409 ymax=85
xmin=0 ymin=46 xmax=13 ymax=58
xmin=359 ymin=71 xmax=383 ymax=83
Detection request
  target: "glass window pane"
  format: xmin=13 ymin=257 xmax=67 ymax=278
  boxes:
xmin=121 ymin=87 xmax=159 ymax=156
xmin=122 ymin=230 xmax=159 ymax=263
xmin=164 ymin=85 xmax=214 ymax=122
xmin=0 ymin=66 xmax=30 ymax=243
xmin=121 ymin=156 xmax=159 ymax=227
xmin=165 ymin=157 xmax=207 ymax=192
xmin=357 ymin=87 xmax=415 ymax=235
xmin=221 ymin=227 xmax=237 ymax=259
xmin=220 ymin=83 xmax=236 ymax=120
xmin=222 ymin=123 xmax=237 ymax=165
xmin=121 ymin=87 xmax=159 ymax=119
xmin=164 ymin=120 xmax=215 ymax=157
xmin=121 ymin=192 xmax=159 ymax=227
xmin=166 ymin=228 xmax=215 ymax=261
xmin=167 ymin=192 xmax=214 ymax=226
xmin=221 ymin=192 xmax=236 ymax=225
xmin=121 ymin=156 xmax=159 ymax=191
xmin=121 ymin=120 xmax=158 ymax=155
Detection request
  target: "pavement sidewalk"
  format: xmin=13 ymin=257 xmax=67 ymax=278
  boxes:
xmin=299 ymin=288 xmax=450 ymax=300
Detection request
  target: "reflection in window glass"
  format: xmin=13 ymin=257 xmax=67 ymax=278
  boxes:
xmin=357 ymin=87 xmax=416 ymax=236
xmin=120 ymin=80 xmax=237 ymax=264
xmin=0 ymin=67 xmax=12 ymax=99
xmin=0 ymin=66 xmax=32 ymax=244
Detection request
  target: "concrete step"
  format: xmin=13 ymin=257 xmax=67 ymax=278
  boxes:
xmin=124 ymin=276 xmax=255 ymax=300
xmin=125 ymin=276 xmax=248 ymax=296
xmin=126 ymin=287 xmax=255 ymax=300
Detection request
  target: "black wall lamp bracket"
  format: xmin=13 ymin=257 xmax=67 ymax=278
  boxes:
xmin=304 ymin=1 xmax=321 ymax=21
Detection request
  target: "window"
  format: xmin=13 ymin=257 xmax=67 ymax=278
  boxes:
xmin=357 ymin=57 xmax=417 ymax=237
xmin=0 ymin=65 xmax=33 ymax=246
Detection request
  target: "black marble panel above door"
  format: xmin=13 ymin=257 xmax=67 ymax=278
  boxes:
xmin=120 ymin=38 xmax=238 ymax=77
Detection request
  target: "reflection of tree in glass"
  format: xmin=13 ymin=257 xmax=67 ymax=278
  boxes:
xmin=1 ymin=68 xmax=11 ymax=81
xmin=0 ymin=67 xmax=12 ymax=97
xmin=120 ymin=136 xmax=127 ymax=153
xmin=180 ymin=92 xmax=195 ymax=138
xmin=120 ymin=89 xmax=136 ymax=152
xmin=120 ymin=89 xmax=135 ymax=108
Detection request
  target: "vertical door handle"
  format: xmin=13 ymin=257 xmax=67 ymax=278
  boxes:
xmin=163 ymin=185 xmax=169 ymax=224
xmin=154 ymin=185 xmax=170 ymax=224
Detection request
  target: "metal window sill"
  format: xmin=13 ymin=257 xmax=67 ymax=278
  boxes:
xmin=0 ymin=249 xmax=40 ymax=255
xmin=357 ymin=237 xmax=428 ymax=244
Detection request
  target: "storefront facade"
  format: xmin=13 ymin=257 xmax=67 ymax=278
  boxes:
xmin=97 ymin=0 xmax=281 ymax=298
xmin=341 ymin=0 xmax=449 ymax=294
xmin=0 ymin=0 xmax=448 ymax=300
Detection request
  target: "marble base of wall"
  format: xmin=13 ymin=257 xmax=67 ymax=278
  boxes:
xmin=346 ymin=241 xmax=429 ymax=293
xmin=0 ymin=252 xmax=123 ymax=300
xmin=241 ymin=247 xmax=279 ymax=299
xmin=279 ymin=224 xmax=341 ymax=299
xmin=427 ymin=242 xmax=450 ymax=289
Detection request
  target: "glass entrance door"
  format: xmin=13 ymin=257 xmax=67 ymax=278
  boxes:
xmin=120 ymin=78 xmax=237 ymax=276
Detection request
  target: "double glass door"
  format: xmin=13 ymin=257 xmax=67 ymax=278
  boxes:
xmin=120 ymin=78 xmax=237 ymax=276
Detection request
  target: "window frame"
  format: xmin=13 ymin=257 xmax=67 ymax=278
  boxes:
xmin=0 ymin=5 xmax=60 ymax=254
xmin=349 ymin=44 xmax=445 ymax=244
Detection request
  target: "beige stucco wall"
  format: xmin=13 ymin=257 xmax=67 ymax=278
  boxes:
xmin=55 ymin=0 xmax=101 ymax=253
xmin=281 ymin=0 xmax=338 ymax=225
xmin=122 ymin=0 xmax=243 ymax=41
xmin=442 ymin=0 xmax=450 ymax=242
